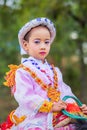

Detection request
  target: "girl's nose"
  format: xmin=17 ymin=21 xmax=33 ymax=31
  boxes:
xmin=41 ymin=47 xmax=45 ymax=50
xmin=40 ymin=43 xmax=46 ymax=50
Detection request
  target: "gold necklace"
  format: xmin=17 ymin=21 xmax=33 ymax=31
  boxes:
xmin=21 ymin=64 xmax=60 ymax=102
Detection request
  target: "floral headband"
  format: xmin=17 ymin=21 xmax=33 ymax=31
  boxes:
xmin=18 ymin=17 xmax=56 ymax=55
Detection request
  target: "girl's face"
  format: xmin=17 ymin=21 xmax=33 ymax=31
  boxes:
xmin=23 ymin=26 xmax=51 ymax=62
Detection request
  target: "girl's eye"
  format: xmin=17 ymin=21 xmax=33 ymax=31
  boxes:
xmin=34 ymin=40 xmax=40 ymax=44
xmin=45 ymin=40 xmax=50 ymax=44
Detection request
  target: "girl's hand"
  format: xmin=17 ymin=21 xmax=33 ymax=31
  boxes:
xmin=52 ymin=100 xmax=67 ymax=112
xmin=80 ymin=104 xmax=87 ymax=114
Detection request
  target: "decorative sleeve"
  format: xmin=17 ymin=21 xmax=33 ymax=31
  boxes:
xmin=39 ymin=100 xmax=53 ymax=113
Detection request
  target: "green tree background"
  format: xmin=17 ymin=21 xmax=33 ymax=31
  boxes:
xmin=0 ymin=0 xmax=87 ymax=122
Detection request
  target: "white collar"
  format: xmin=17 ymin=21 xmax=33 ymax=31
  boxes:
xmin=28 ymin=56 xmax=48 ymax=65
xmin=22 ymin=56 xmax=48 ymax=65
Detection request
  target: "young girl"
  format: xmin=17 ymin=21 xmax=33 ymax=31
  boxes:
xmin=1 ymin=17 xmax=87 ymax=130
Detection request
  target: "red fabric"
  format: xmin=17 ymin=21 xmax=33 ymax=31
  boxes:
xmin=66 ymin=103 xmax=81 ymax=113
xmin=53 ymin=112 xmax=69 ymax=127
xmin=0 ymin=115 xmax=13 ymax=130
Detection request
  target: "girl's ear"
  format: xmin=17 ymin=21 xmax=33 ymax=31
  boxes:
xmin=22 ymin=40 xmax=29 ymax=52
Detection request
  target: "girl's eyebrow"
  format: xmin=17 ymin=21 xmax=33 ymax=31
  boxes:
xmin=45 ymin=39 xmax=50 ymax=40
xmin=34 ymin=38 xmax=50 ymax=41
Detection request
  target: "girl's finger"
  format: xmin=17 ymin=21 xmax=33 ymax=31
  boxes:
xmin=80 ymin=104 xmax=87 ymax=109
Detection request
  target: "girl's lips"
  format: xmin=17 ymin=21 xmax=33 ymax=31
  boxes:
xmin=39 ymin=52 xmax=46 ymax=55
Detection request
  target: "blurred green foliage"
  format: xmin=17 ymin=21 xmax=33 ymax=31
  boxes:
xmin=0 ymin=0 xmax=87 ymax=122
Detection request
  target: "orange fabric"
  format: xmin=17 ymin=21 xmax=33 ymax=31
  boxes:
xmin=39 ymin=100 xmax=53 ymax=113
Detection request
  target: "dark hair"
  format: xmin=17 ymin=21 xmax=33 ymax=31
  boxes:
xmin=24 ymin=31 xmax=30 ymax=42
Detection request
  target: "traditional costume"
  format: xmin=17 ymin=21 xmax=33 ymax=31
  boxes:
xmin=1 ymin=17 xmax=87 ymax=130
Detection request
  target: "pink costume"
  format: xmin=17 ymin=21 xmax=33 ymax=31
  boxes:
xmin=11 ymin=56 xmax=75 ymax=130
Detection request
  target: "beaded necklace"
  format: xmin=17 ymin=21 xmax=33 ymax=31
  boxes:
xmin=21 ymin=64 xmax=60 ymax=102
xmin=29 ymin=59 xmax=54 ymax=86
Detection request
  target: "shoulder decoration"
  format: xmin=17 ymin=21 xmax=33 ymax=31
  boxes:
xmin=3 ymin=64 xmax=21 ymax=87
